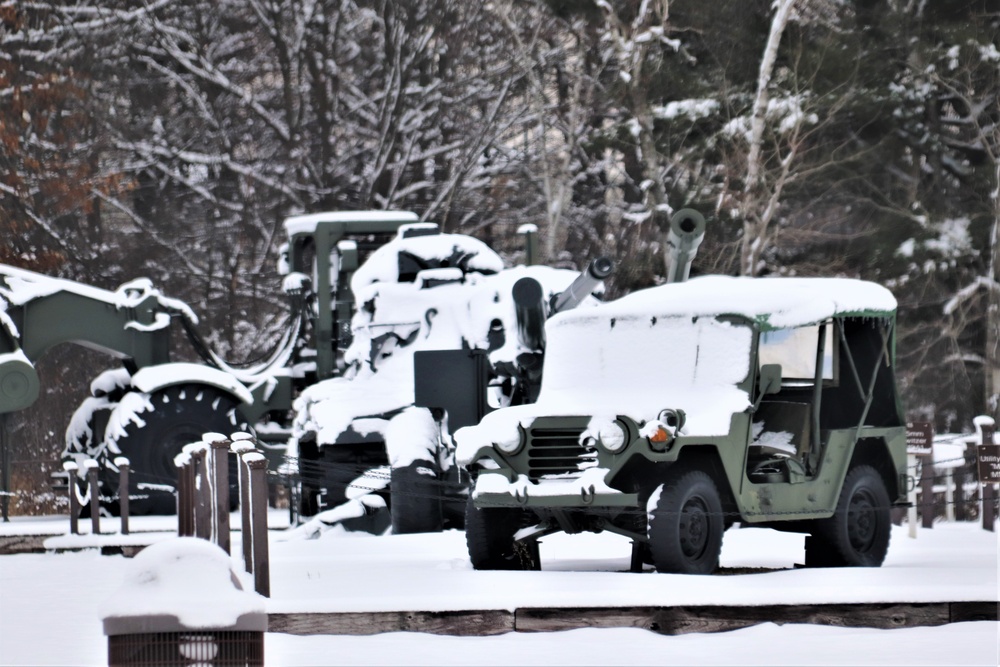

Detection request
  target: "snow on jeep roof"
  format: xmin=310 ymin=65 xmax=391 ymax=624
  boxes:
xmin=555 ymin=275 xmax=896 ymax=330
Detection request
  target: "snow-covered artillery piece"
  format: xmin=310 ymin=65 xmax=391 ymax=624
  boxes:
xmin=457 ymin=212 xmax=909 ymax=574
xmin=0 ymin=211 xmax=421 ymax=513
xmin=287 ymin=227 xmax=614 ymax=535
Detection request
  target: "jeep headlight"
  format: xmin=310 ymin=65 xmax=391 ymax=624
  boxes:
xmin=583 ymin=418 xmax=629 ymax=453
xmin=494 ymin=427 xmax=524 ymax=455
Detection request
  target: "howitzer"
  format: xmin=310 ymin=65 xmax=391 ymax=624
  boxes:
xmin=512 ymin=256 xmax=614 ymax=355
xmin=665 ymin=208 xmax=706 ymax=284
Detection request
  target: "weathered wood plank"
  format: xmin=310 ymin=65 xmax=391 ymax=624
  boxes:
xmin=266 ymin=602 xmax=987 ymax=637
xmin=950 ymin=601 xmax=999 ymax=622
xmin=0 ymin=534 xmax=50 ymax=555
xmin=268 ymin=610 xmax=514 ymax=636
xmin=515 ymin=603 xmax=954 ymax=635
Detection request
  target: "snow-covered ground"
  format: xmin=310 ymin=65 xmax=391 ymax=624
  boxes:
xmin=0 ymin=515 xmax=996 ymax=666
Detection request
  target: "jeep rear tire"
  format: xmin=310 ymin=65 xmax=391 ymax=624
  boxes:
xmin=807 ymin=464 xmax=891 ymax=567
xmin=465 ymin=498 xmax=536 ymax=570
xmin=647 ymin=468 xmax=724 ymax=574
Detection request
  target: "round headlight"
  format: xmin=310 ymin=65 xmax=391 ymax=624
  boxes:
xmin=597 ymin=420 xmax=629 ymax=453
xmin=494 ymin=427 xmax=524 ymax=455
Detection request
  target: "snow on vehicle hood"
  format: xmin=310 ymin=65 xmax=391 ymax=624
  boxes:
xmin=456 ymin=315 xmax=753 ymax=465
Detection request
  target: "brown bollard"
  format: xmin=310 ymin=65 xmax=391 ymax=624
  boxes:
xmin=63 ymin=461 xmax=80 ymax=535
xmin=979 ymin=418 xmax=997 ymax=532
xmin=920 ymin=453 xmax=935 ymax=529
xmin=205 ymin=434 xmax=232 ymax=554
xmin=85 ymin=460 xmax=100 ymax=535
xmin=245 ymin=453 xmax=270 ymax=597
xmin=192 ymin=446 xmax=212 ymax=540
xmin=115 ymin=457 xmax=130 ymax=535
xmin=231 ymin=435 xmax=257 ymax=575
xmin=175 ymin=449 xmax=194 ymax=537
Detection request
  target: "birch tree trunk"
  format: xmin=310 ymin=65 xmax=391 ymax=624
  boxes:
xmin=988 ymin=161 xmax=1000 ymax=420
xmin=739 ymin=0 xmax=798 ymax=276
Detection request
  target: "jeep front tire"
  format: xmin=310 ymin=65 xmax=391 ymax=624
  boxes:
xmin=647 ymin=468 xmax=725 ymax=574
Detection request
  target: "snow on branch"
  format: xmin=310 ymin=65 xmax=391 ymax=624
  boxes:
xmin=944 ymin=276 xmax=1000 ymax=315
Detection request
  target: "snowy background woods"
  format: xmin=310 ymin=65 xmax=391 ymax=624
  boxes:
xmin=1 ymin=1 xmax=998 ymax=512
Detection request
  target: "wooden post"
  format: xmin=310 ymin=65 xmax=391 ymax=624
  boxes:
xmin=906 ymin=453 xmax=918 ymax=538
xmin=246 ymin=453 xmax=270 ymax=598
xmin=944 ymin=467 xmax=955 ymax=522
xmin=64 ymin=461 xmax=79 ymax=535
xmin=977 ymin=418 xmax=997 ymax=532
xmin=115 ymin=457 xmax=130 ymax=535
xmin=193 ymin=447 xmax=211 ymax=541
xmin=175 ymin=451 xmax=193 ymax=537
xmin=0 ymin=413 xmax=9 ymax=522
xmin=920 ymin=454 xmax=935 ymax=529
xmin=954 ymin=461 xmax=968 ymax=521
xmin=207 ymin=435 xmax=232 ymax=554
xmin=85 ymin=460 xmax=100 ymax=535
xmin=231 ymin=439 xmax=257 ymax=575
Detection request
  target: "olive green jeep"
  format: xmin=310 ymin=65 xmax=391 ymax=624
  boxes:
xmin=455 ymin=275 xmax=908 ymax=574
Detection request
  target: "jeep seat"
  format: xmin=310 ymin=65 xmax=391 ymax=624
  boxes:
xmin=750 ymin=400 xmax=811 ymax=461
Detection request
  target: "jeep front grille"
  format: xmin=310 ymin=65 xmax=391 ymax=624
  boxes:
xmin=525 ymin=425 xmax=595 ymax=482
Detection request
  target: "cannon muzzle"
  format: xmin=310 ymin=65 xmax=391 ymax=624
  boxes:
xmin=552 ymin=256 xmax=613 ymax=314
xmin=666 ymin=209 xmax=706 ymax=284
xmin=512 ymin=277 xmax=547 ymax=353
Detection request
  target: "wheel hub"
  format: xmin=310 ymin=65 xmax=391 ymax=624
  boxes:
xmin=679 ymin=497 xmax=709 ymax=558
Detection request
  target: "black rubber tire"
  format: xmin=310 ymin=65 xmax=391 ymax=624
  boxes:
xmin=390 ymin=459 xmax=443 ymax=534
xmin=465 ymin=497 xmax=536 ymax=570
xmin=647 ymin=468 xmax=725 ymax=574
xmin=112 ymin=384 xmax=247 ymax=515
xmin=807 ymin=464 xmax=891 ymax=567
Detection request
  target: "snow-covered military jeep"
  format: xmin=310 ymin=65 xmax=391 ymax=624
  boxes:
xmin=456 ymin=275 xmax=909 ymax=573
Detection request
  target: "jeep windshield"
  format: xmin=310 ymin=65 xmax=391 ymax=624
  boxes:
xmin=534 ymin=313 xmax=753 ymax=436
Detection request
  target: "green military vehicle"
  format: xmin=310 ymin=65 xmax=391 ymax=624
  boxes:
xmin=456 ymin=270 xmax=908 ymax=574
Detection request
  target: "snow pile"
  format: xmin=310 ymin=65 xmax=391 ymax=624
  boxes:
xmin=100 ymin=537 xmax=266 ymax=632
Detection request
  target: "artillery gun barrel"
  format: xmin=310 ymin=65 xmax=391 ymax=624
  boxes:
xmin=552 ymin=257 xmax=613 ymax=314
xmin=512 ymin=277 xmax=547 ymax=353
xmin=666 ymin=209 xmax=706 ymax=284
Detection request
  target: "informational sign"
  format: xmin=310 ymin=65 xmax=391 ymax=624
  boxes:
xmin=977 ymin=445 xmax=1000 ymax=484
xmin=906 ymin=421 xmax=934 ymax=456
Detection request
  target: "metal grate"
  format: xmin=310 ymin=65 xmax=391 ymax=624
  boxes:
xmin=108 ymin=631 xmax=264 ymax=667
xmin=526 ymin=426 xmax=593 ymax=482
